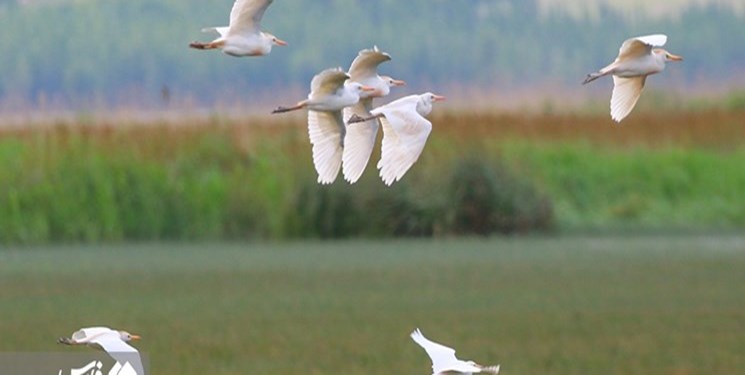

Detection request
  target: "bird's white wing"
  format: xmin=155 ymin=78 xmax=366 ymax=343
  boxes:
xmin=617 ymin=34 xmax=667 ymax=61
xmin=71 ymin=327 xmax=115 ymax=342
xmin=634 ymin=34 xmax=667 ymax=48
xmin=90 ymin=334 xmax=144 ymax=375
xmin=201 ymin=26 xmax=230 ymax=37
xmin=410 ymin=329 xmax=459 ymax=373
xmin=308 ymin=110 xmax=345 ymax=184
xmin=375 ymin=102 xmax=432 ymax=186
xmin=342 ymin=99 xmax=378 ymax=183
xmin=310 ymin=68 xmax=350 ymax=99
xmin=610 ymin=75 xmax=646 ymax=122
xmin=228 ymin=0 xmax=274 ymax=36
xmin=348 ymin=47 xmax=392 ymax=80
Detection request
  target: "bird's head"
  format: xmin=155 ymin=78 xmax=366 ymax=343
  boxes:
xmin=264 ymin=32 xmax=287 ymax=47
xmin=381 ymin=76 xmax=406 ymax=88
xmin=423 ymin=92 xmax=446 ymax=103
xmin=119 ymin=331 xmax=141 ymax=342
xmin=653 ymin=48 xmax=683 ymax=62
xmin=347 ymin=82 xmax=376 ymax=94
xmin=416 ymin=92 xmax=446 ymax=116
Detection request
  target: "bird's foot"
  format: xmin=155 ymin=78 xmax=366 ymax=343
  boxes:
xmin=347 ymin=114 xmax=368 ymax=124
xmin=189 ymin=41 xmax=207 ymax=50
xmin=271 ymin=106 xmax=291 ymax=114
xmin=582 ymin=72 xmax=602 ymax=85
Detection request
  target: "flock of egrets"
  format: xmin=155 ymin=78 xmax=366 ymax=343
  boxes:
xmin=56 ymin=0 xmax=684 ymax=373
xmin=194 ymin=0 xmax=681 ymax=186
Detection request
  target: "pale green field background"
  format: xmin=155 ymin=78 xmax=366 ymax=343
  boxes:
xmin=2 ymin=236 xmax=744 ymax=374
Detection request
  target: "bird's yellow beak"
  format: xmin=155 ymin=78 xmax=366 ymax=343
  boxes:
xmin=433 ymin=95 xmax=446 ymax=102
xmin=361 ymin=85 xmax=376 ymax=92
xmin=668 ymin=53 xmax=683 ymax=61
xmin=275 ymin=38 xmax=288 ymax=46
xmin=130 ymin=335 xmax=141 ymax=340
xmin=391 ymin=79 xmax=406 ymax=86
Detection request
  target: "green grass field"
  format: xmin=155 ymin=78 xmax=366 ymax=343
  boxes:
xmin=2 ymin=236 xmax=744 ymax=374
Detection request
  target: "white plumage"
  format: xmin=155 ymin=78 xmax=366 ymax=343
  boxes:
xmin=342 ymin=46 xmax=406 ymax=184
xmin=59 ymin=327 xmax=144 ymax=375
xmin=583 ymin=34 xmax=682 ymax=122
xmin=410 ymin=328 xmax=500 ymax=375
xmin=272 ymin=68 xmax=374 ymax=184
xmin=350 ymin=92 xmax=444 ymax=186
xmin=189 ymin=0 xmax=286 ymax=57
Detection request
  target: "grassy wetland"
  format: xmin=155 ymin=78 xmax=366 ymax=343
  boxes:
xmin=1 ymin=107 xmax=744 ymax=374
xmin=1 ymin=107 xmax=744 ymax=243
xmin=1 ymin=236 xmax=744 ymax=374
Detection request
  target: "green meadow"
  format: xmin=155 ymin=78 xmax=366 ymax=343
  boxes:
xmin=1 ymin=236 xmax=744 ymax=374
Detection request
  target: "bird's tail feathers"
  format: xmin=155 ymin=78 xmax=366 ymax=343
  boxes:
xmin=57 ymin=337 xmax=74 ymax=345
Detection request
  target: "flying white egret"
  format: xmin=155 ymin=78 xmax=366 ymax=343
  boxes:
xmin=342 ymin=46 xmax=406 ymax=184
xmin=410 ymin=328 xmax=500 ymax=375
xmin=348 ymin=92 xmax=445 ymax=186
xmin=583 ymin=34 xmax=683 ymax=122
xmin=272 ymin=68 xmax=375 ymax=184
xmin=189 ymin=0 xmax=287 ymax=57
xmin=58 ymin=327 xmax=144 ymax=375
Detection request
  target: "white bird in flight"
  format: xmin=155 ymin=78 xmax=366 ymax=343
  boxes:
xmin=342 ymin=46 xmax=406 ymax=184
xmin=59 ymin=326 xmax=144 ymax=375
xmin=272 ymin=68 xmax=374 ymax=184
xmin=410 ymin=328 xmax=500 ymax=375
xmin=348 ymin=92 xmax=445 ymax=186
xmin=189 ymin=0 xmax=287 ymax=57
xmin=582 ymin=34 xmax=682 ymax=122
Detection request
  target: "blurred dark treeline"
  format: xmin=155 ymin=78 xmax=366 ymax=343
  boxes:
xmin=0 ymin=0 xmax=743 ymax=109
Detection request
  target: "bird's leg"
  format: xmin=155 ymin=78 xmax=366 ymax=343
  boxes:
xmin=271 ymin=102 xmax=305 ymax=114
xmin=347 ymin=113 xmax=380 ymax=124
xmin=188 ymin=41 xmax=210 ymax=50
xmin=189 ymin=41 xmax=223 ymax=50
xmin=57 ymin=337 xmax=76 ymax=345
xmin=582 ymin=71 xmax=606 ymax=85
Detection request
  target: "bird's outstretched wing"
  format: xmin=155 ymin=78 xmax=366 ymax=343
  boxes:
xmin=480 ymin=365 xmax=501 ymax=374
xmin=342 ymin=98 xmax=378 ymax=183
xmin=310 ymin=68 xmax=350 ymax=99
xmin=375 ymin=99 xmax=432 ymax=186
xmin=228 ymin=0 xmax=274 ymax=36
xmin=410 ymin=329 xmax=459 ymax=373
xmin=348 ymin=46 xmax=392 ymax=80
xmin=90 ymin=334 xmax=144 ymax=375
xmin=616 ymin=34 xmax=667 ymax=62
xmin=611 ymin=75 xmax=646 ymax=122
xmin=67 ymin=327 xmax=114 ymax=343
xmin=308 ymin=110 xmax=345 ymax=184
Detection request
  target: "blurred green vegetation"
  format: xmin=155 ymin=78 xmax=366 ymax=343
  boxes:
xmin=0 ymin=0 xmax=743 ymax=107
xmin=1 ymin=109 xmax=744 ymax=244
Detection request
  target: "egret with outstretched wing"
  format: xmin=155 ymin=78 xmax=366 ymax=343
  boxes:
xmin=272 ymin=68 xmax=374 ymax=184
xmin=189 ymin=0 xmax=287 ymax=57
xmin=583 ymin=34 xmax=682 ymax=122
xmin=342 ymin=46 xmax=406 ymax=184
xmin=410 ymin=328 xmax=500 ymax=375
xmin=348 ymin=93 xmax=445 ymax=186
xmin=59 ymin=327 xmax=144 ymax=375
